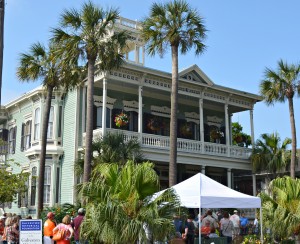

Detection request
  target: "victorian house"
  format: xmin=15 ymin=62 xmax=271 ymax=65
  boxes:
xmin=0 ymin=17 xmax=262 ymax=216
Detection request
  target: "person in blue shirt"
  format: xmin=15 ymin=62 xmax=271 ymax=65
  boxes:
xmin=173 ymin=215 xmax=183 ymax=233
xmin=239 ymin=212 xmax=249 ymax=235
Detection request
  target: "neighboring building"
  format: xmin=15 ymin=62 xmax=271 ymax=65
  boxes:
xmin=0 ymin=17 xmax=262 ymax=216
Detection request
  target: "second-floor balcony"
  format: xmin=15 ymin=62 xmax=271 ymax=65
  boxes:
xmin=82 ymin=128 xmax=252 ymax=160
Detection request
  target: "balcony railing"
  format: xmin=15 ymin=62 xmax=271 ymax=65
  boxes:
xmin=82 ymin=128 xmax=252 ymax=160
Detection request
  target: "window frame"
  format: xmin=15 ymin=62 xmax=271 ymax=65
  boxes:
xmin=34 ymin=108 xmax=41 ymax=140
xmin=30 ymin=166 xmax=37 ymax=206
xmin=47 ymin=106 xmax=54 ymax=139
xmin=44 ymin=166 xmax=51 ymax=204
xmin=8 ymin=127 xmax=17 ymax=154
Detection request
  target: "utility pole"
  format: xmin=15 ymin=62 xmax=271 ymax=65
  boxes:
xmin=0 ymin=0 xmax=4 ymax=105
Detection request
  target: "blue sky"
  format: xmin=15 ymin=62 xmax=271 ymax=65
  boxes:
xmin=3 ymin=0 xmax=300 ymax=144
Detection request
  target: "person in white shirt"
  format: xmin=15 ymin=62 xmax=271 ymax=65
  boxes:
xmin=229 ymin=210 xmax=240 ymax=239
xmin=201 ymin=210 xmax=219 ymax=229
xmin=253 ymin=215 xmax=259 ymax=234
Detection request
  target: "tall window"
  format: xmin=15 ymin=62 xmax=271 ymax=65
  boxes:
xmin=34 ymin=108 xmax=40 ymax=140
xmin=30 ymin=167 xmax=37 ymax=206
xmin=47 ymin=106 xmax=54 ymax=139
xmin=58 ymin=106 xmax=63 ymax=138
xmin=128 ymin=111 xmax=138 ymax=132
xmin=21 ymin=121 xmax=32 ymax=151
xmin=8 ymin=127 xmax=16 ymax=154
xmin=95 ymin=106 xmax=111 ymax=128
xmin=55 ymin=167 xmax=60 ymax=203
xmin=44 ymin=166 xmax=51 ymax=204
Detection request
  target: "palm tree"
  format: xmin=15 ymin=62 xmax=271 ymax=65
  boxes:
xmin=260 ymin=176 xmax=300 ymax=241
xmin=0 ymin=0 xmax=4 ymax=104
xmin=74 ymin=132 xmax=144 ymax=177
xmin=81 ymin=160 xmax=181 ymax=243
xmin=16 ymin=42 xmax=83 ymax=218
xmin=260 ymin=60 xmax=300 ymax=179
xmin=251 ymin=132 xmax=291 ymax=177
xmin=52 ymin=1 xmax=127 ymax=184
xmin=141 ymin=0 xmax=207 ymax=186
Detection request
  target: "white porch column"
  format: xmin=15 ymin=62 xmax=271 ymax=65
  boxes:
xmin=199 ymin=98 xmax=204 ymax=153
xmin=102 ymin=78 xmax=108 ymax=137
xmin=135 ymin=44 xmax=139 ymax=64
xmin=227 ymin=168 xmax=232 ymax=188
xmin=225 ymin=104 xmax=230 ymax=156
xmin=138 ymin=86 xmax=143 ymax=142
xmin=252 ymin=174 xmax=257 ymax=196
xmin=142 ymin=46 xmax=145 ymax=65
xmin=250 ymin=109 xmax=255 ymax=145
xmin=201 ymin=165 xmax=205 ymax=175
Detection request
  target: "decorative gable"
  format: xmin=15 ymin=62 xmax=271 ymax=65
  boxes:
xmin=179 ymin=64 xmax=214 ymax=86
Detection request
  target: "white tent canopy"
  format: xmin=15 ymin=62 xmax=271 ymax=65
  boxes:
xmin=154 ymin=173 xmax=263 ymax=244
xmin=163 ymin=173 xmax=261 ymax=209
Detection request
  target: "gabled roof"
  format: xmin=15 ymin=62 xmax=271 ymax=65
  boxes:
xmin=179 ymin=64 xmax=214 ymax=86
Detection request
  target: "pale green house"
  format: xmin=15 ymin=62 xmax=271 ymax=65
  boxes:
xmin=0 ymin=17 xmax=262 ymax=217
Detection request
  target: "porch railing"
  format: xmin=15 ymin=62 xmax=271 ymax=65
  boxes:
xmin=82 ymin=128 xmax=252 ymax=160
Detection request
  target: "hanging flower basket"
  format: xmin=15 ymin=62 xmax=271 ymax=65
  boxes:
xmin=234 ymin=135 xmax=243 ymax=143
xmin=210 ymin=128 xmax=224 ymax=140
xmin=147 ymin=118 xmax=161 ymax=131
xmin=180 ymin=123 xmax=193 ymax=137
xmin=114 ymin=112 xmax=129 ymax=127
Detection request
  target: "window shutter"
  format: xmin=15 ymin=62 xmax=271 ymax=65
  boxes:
xmin=29 ymin=120 xmax=32 ymax=148
xmin=13 ymin=126 xmax=17 ymax=154
xmin=21 ymin=123 xmax=25 ymax=151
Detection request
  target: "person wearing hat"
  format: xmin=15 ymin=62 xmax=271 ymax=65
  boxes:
xmin=44 ymin=212 xmax=57 ymax=244
xmin=229 ymin=210 xmax=240 ymax=240
xmin=71 ymin=208 xmax=87 ymax=244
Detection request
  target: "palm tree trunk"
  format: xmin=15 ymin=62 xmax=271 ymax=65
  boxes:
xmin=83 ymin=58 xmax=95 ymax=183
xmin=0 ymin=0 xmax=4 ymax=105
xmin=288 ymin=97 xmax=297 ymax=179
xmin=37 ymin=85 xmax=53 ymax=218
xmin=169 ymin=45 xmax=179 ymax=187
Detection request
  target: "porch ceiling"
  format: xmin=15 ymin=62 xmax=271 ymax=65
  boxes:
xmin=94 ymin=77 xmax=252 ymax=113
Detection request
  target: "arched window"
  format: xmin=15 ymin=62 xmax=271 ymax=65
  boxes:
xmin=47 ymin=106 xmax=54 ymax=139
xmin=34 ymin=108 xmax=40 ymax=140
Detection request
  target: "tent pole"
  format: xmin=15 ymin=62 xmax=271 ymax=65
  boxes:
xmin=260 ymin=208 xmax=263 ymax=243
xmin=199 ymin=205 xmax=201 ymax=244
xmin=199 ymin=174 xmax=201 ymax=244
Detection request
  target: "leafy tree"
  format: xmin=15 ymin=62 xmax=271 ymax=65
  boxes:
xmin=259 ymin=176 xmax=300 ymax=241
xmin=142 ymin=0 xmax=207 ymax=186
xmin=251 ymin=132 xmax=291 ymax=176
xmin=232 ymin=122 xmax=251 ymax=147
xmin=0 ymin=160 xmax=29 ymax=205
xmin=16 ymin=42 xmax=83 ymax=218
xmin=52 ymin=1 xmax=128 ymax=184
xmin=81 ymin=160 xmax=181 ymax=243
xmin=260 ymin=60 xmax=300 ymax=179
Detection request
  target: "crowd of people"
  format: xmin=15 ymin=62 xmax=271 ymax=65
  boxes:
xmin=0 ymin=208 xmax=87 ymax=244
xmin=44 ymin=208 xmax=87 ymax=244
xmin=170 ymin=209 xmax=259 ymax=244
xmin=0 ymin=212 xmax=30 ymax=244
